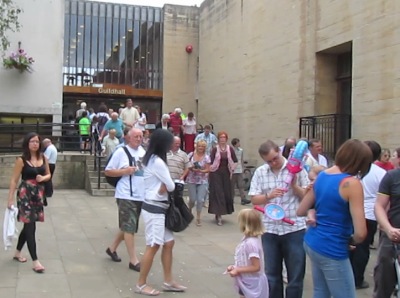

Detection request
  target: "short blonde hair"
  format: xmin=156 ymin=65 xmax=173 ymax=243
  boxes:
xmin=238 ymin=209 xmax=264 ymax=237
xmin=195 ymin=140 xmax=207 ymax=150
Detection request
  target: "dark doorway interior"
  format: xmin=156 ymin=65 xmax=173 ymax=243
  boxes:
xmin=62 ymin=94 xmax=162 ymax=125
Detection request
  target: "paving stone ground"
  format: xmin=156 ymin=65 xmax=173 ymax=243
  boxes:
xmin=0 ymin=190 xmax=375 ymax=297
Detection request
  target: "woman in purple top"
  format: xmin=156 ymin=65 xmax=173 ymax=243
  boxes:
xmin=226 ymin=209 xmax=269 ymax=298
xmin=186 ymin=140 xmax=211 ymax=226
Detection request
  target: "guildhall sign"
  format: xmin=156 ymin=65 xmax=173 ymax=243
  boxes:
xmin=97 ymin=88 xmax=126 ymax=95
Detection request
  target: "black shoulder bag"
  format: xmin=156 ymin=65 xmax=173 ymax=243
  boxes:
xmin=165 ymin=182 xmax=193 ymax=232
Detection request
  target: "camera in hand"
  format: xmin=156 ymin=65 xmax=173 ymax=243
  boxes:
xmin=193 ymin=161 xmax=201 ymax=169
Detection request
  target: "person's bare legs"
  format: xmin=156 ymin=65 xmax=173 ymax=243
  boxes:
xmin=162 ymin=240 xmax=174 ymax=283
xmin=124 ymin=232 xmax=140 ymax=265
xmin=161 ymin=240 xmax=186 ymax=292
xmin=137 ymin=245 xmax=160 ymax=295
xmin=161 ymin=240 xmax=185 ymax=289
xmin=109 ymin=230 xmax=124 ymax=252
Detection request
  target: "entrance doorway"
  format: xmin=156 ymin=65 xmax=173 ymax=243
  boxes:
xmin=62 ymin=94 xmax=162 ymax=126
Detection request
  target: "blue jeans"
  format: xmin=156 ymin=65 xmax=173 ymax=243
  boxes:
xmin=304 ymin=242 xmax=356 ymax=298
xmin=262 ymin=229 xmax=305 ymax=298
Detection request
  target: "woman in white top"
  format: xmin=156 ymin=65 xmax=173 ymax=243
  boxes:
xmin=134 ymin=105 xmax=147 ymax=131
xmin=183 ymin=112 xmax=197 ymax=153
xmin=136 ymin=129 xmax=187 ymax=296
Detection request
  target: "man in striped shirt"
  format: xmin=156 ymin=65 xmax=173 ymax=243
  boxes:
xmin=249 ymin=140 xmax=309 ymax=298
xmin=167 ymin=136 xmax=190 ymax=181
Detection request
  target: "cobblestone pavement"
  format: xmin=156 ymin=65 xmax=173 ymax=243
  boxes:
xmin=0 ymin=190 xmax=374 ymax=297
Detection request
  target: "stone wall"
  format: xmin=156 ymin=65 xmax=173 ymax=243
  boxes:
xmin=0 ymin=155 xmax=87 ymax=189
xmin=162 ymin=4 xmax=200 ymax=116
xmin=0 ymin=0 xmax=64 ymax=123
xmin=197 ymin=0 xmax=315 ymax=161
xmin=195 ymin=0 xmax=400 ymax=160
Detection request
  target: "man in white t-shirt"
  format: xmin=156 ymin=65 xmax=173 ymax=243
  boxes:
xmin=43 ymin=138 xmax=58 ymax=198
xmin=101 ymin=129 xmax=120 ymax=159
xmin=104 ymin=128 xmax=145 ymax=272
xmin=120 ymin=98 xmax=140 ymax=129
xmin=350 ymin=140 xmax=386 ymax=290
xmin=305 ymin=139 xmax=328 ymax=168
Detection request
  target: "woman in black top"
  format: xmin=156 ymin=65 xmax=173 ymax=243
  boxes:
xmin=7 ymin=132 xmax=51 ymax=273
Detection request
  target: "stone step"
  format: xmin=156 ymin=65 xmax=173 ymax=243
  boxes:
xmin=88 ymin=170 xmax=105 ymax=176
xmin=86 ymin=165 xmax=106 ymax=171
xmin=91 ymin=189 xmax=115 ymax=196
xmin=90 ymin=182 xmax=115 ymax=189
xmin=89 ymin=176 xmax=107 ymax=183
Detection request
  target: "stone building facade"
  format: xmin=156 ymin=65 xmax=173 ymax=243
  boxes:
xmin=1 ymin=0 xmax=398 ymax=162
xmin=165 ymin=0 xmax=399 ymax=161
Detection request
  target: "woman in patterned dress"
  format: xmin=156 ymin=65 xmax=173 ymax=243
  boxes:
xmin=7 ymin=132 xmax=51 ymax=273
xmin=186 ymin=140 xmax=211 ymax=226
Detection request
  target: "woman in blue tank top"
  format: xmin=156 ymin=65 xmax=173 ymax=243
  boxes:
xmin=297 ymin=139 xmax=372 ymax=298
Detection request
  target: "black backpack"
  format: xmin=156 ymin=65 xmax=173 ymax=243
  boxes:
xmin=105 ymin=146 xmax=135 ymax=196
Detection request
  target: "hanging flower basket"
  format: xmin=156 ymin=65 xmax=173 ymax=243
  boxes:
xmin=3 ymin=43 xmax=34 ymax=73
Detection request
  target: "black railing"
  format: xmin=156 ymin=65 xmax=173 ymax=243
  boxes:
xmin=0 ymin=121 xmax=93 ymax=153
xmin=299 ymin=114 xmax=351 ymax=161
xmin=93 ymin=151 xmax=105 ymax=190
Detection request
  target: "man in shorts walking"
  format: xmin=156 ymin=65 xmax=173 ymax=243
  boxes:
xmin=105 ymin=128 xmax=146 ymax=272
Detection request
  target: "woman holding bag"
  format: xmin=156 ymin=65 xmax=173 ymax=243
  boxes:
xmin=136 ymin=129 xmax=187 ymax=296
xmin=7 ymin=132 xmax=51 ymax=273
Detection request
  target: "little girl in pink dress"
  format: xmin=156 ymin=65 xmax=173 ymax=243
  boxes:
xmin=227 ymin=209 xmax=269 ymax=298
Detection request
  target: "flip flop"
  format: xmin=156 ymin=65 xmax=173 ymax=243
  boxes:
xmin=135 ymin=284 xmax=160 ymax=296
xmin=32 ymin=266 xmax=45 ymax=273
xmin=13 ymin=256 xmax=27 ymax=263
xmin=162 ymin=282 xmax=187 ymax=292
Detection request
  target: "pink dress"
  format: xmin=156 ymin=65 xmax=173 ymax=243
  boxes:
xmin=234 ymin=237 xmax=269 ymax=298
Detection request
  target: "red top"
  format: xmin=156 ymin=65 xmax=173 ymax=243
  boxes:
xmin=375 ymin=161 xmax=395 ymax=171
xmin=169 ymin=113 xmax=182 ymax=135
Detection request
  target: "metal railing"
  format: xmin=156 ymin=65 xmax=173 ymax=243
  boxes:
xmin=93 ymin=147 xmax=105 ymax=190
xmin=299 ymin=113 xmax=351 ymax=161
xmin=0 ymin=121 xmax=112 ymax=190
xmin=0 ymin=121 xmax=94 ymax=153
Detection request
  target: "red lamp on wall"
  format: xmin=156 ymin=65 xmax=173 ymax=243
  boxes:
xmin=185 ymin=44 xmax=193 ymax=54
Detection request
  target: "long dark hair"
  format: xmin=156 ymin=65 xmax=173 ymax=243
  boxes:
xmin=282 ymin=144 xmax=295 ymax=159
xmin=22 ymin=132 xmax=42 ymax=161
xmin=142 ymin=129 xmax=174 ymax=166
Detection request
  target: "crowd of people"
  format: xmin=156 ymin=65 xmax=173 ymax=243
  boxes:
xmin=6 ymin=105 xmax=400 ymax=297
xmin=70 ymin=99 xmax=202 ymax=157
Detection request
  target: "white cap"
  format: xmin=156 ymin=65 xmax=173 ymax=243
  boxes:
xmin=174 ymin=108 xmax=182 ymax=113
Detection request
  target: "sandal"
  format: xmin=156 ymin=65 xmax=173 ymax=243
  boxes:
xmin=32 ymin=266 xmax=45 ymax=274
xmin=196 ymin=219 xmax=201 ymax=226
xmin=13 ymin=256 xmax=27 ymax=263
xmin=162 ymin=282 xmax=187 ymax=292
xmin=135 ymin=284 xmax=160 ymax=296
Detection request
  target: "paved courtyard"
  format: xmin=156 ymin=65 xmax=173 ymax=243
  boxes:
xmin=0 ymin=190 xmax=375 ymax=297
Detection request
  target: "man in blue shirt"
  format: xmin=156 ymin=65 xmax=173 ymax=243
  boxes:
xmin=99 ymin=112 xmax=124 ymax=143
xmin=194 ymin=125 xmax=217 ymax=155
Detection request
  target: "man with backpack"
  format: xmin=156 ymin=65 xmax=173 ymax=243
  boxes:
xmin=104 ymin=128 xmax=145 ymax=272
